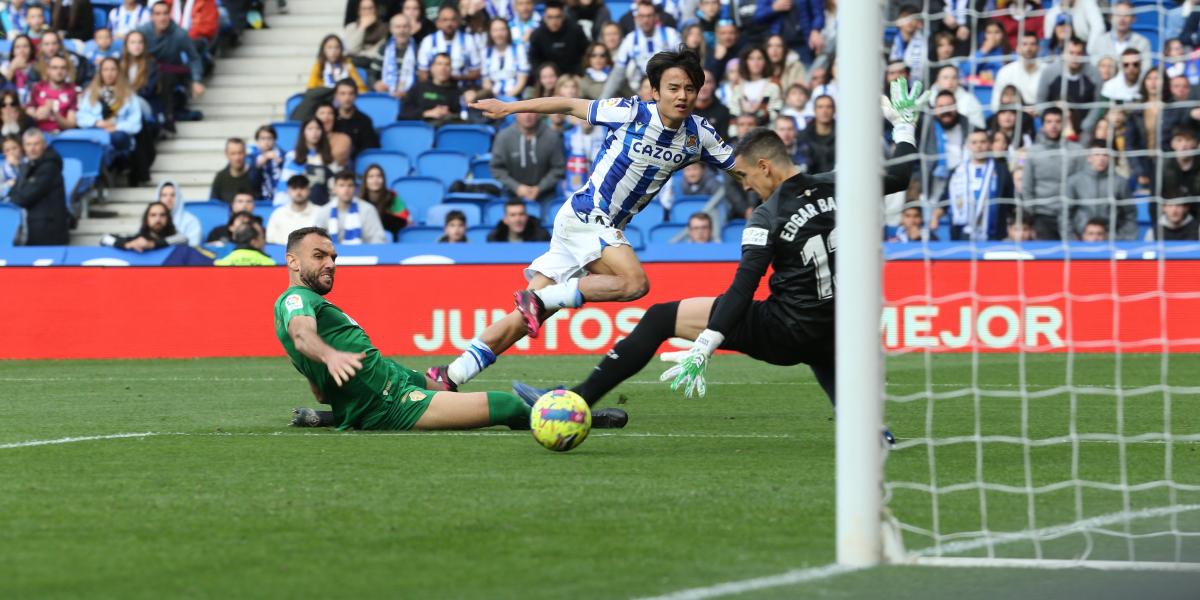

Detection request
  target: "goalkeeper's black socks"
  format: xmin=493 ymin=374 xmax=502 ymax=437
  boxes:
xmin=572 ymin=301 xmax=679 ymax=406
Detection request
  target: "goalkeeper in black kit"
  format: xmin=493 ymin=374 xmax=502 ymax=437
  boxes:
xmin=512 ymin=79 xmax=925 ymax=420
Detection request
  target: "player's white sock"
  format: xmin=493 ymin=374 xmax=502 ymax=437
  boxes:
xmin=534 ymin=280 xmax=584 ymax=310
xmin=447 ymin=338 xmax=496 ymax=386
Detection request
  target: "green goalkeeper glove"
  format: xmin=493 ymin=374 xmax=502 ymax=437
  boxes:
xmin=660 ymin=329 xmax=725 ymax=398
xmin=881 ymin=77 xmax=927 ymax=147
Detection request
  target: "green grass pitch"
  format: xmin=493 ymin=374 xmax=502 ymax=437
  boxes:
xmin=2 ymin=353 xmax=1198 ymax=598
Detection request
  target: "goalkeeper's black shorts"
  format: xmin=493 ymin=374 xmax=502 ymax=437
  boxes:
xmin=709 ymin=295 xmax=835 ymax=368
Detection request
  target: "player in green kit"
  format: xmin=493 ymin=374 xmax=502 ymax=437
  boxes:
xmin=276 ymin=226 xmax=629 ymax=431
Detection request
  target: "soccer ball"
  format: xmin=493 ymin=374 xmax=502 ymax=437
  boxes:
xmin=530 ymin=389 xmax=592 ymax=452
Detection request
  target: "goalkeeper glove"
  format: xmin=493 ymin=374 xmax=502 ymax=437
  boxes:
xmin=881 ymin=77 xmax=928 ymax=147
xmin=659 ymin=329 xmax=725 ymax=398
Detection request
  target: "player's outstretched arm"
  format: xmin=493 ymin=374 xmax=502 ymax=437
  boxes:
xmin=881 ymin=77 xmax=926 ymax=195
xmin=470 ymin=96 xmax=591 ymax=121
xmin=287 ymin=316 xmax=366 ymax=387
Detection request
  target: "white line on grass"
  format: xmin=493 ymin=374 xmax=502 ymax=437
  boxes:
xmin=632 ymin=563 xmax=857 ymax=600
xmin=0 ymin=432 xmax=160 ymax=449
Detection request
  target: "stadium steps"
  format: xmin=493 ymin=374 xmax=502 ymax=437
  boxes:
xmin=70 ymin=0 xmax=340 ymax=246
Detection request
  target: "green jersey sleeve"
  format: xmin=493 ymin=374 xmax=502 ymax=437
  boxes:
xmin=278 ymin=287 xmax=323 ymax=330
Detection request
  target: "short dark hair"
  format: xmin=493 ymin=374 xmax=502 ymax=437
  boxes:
xmin=504 ymin=197 xmax=527 ymax=209
xmin=1022 ymin=30 xmax=1038 ymax=41
xmin=935 ymin=89 xmax=956 ymax=103
xmin=287 ymin=174 xmax=310 ymax=189
xmin=226 ymin=137 xmax=245 ymax=149
xmin=1121 ymin=47 xmax=1142 ymax=57
xmin=645 ymin=46 xmax=704 ymax=91
xmin=431 ymin=51 xmax=452 ymax=65
xmin=688 ymin=212 xmax=712 ymax=226
xmin=1041 ymin=106 xmax=1064 ymax=120
xmin=445 ymin=209 xmax=466 ymax=225
xmin=438 ymin=4 xmax=459 ymax=16
xmin=227 ymin=209 xmax=256 ymax=227
xmin=333 ymin=170 xmax=356 ymax=184
xmin=733 ymin=128 xmax=791 ymax=166
xmin=1087 ymin=138 xmax=1108 ymax=150
xmin=334 ymin=78 xmax=358 ymax=94
xmin=1171 ymin=124 xmax=1197 ymax=140
xmin=544 ymin=0 xmax=565 ymax=11
xmin=232 ymin=221 xmax=260 ymax=246
xmin=1008 ymin=212 xmax=1035 ymax=227
xmin=286 ymin=226 xmax=330 ymax=252
xmin=1068 ymin=36 xmax=1086 ymax=49
xmin=1084 ymin=217 xmax=1109 ymax=230
xmin=255 ymin=125 xmax=277 ymax=140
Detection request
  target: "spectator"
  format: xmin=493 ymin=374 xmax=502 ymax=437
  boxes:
xmin=51 ymin=0 xmax=95 ymax=42
xmin=0 ymin=0 xmax=29 ymax=36
xmin=1092 ymin=107 xmax=1150 ymax=188
xmin=169 ymin=0 xmax=219 ymax=60
xmin=579 ymin=42 xmax=631 ymax=99
xmin=796 ymin=94 xmax=835 ymax=174
xmin=139 ymin=1 xmax=205 ymax=133
xmin=206 ymin=200 xmax=258 ymax=244
xmin=684 ymin=0 xmax=721 ymax=45
xmin=437 ymin=209 xmax=468 ymax=242
xmin=308 ymin=34 xmax=368 ymax=91
xmin=251 ymin=125 xmax=285 ymax=204
xmin=528 ymin=0 xmax=590 ymax=77
xmin=1 ymin=35 xmax=36 ymax=103
xmin=969 ymin=20 xmax=1009 ymax=84
xmin=1005 ymin=212 xmax=1037 ymax=242
xmin=1063 ymin=141 xmax=1135 ymax=240
xmin=210 ymin=138 xmax=256 ymax=203
xmin=1044 ymin=0 xmax=1104 ymax=44
xmin=315 ymin=171 xmax=388 ymax=245
xmin=331 ymin=79 xmax=381 ymax=159
xmin=1135 ymin=68 xmax=1166 ymax=162
xmin=531 ymin=61 xmax=561 ymax=97
xmin=1088 ymin=1 xmax=1150 ymax=74
xmin=105 ymin=201 xmax=186 ymax=251
xmin=921 ymin=91 xmax=970 ymax=208
xmin=729 ymin=46 xmax=781 ymax=124
xmin=120 ymin=30 xmax=160 ymax=111
xmin=77 ymin=57 xmax=151 ymax=186
xmin=1022 ymin=107 xmax=1083 ymax=240
xmin=399 ymin=52 xmax=462 ymax=123
xmin=613 ymin=0 xmax=681 ymax=89
xmin=773 ymin=114 xmax=805 ymax=166
xmin=889 ymin=203 xmax=937 ymax=242
xmin=482 ymin=17 xmax=530 ymax=99
xmin=508 ymin=0 xmax=542 ymax=48
xmin=780 ymin=83 xmax=807 ymax=129
xmin=375 ymin=13 xmax=418 ymax=99
xmin=0 ymin=90 xmax=36 ymax=138
xmin=567 ymin=0 xmax=612 ymax=42
xmin=156 ymin=180 xmax=201 ymax=246
xmin=1080 ymin=217 xmax=1108 ymax=242
xmin=936 ymin=129 xmax=1014 ymax=241
xmin=491 ymin=112 xmax=565 ymax=207
xmin=25 ymin=55 xmax=76 ymax=133
xmin=344 ymin=0 xmax=389 ymax=62
xmin=600 ymin=21 xmax=623 ymax=54
xmin=359 ymin=163 xmax=410 ymax=237
xmin=282 ymin=118 xmax=335 ymax=206
xmin=764 ymin=34 xmax=804 ymax=93
xmin=928 ymin=64 xmax=985 ymax=129
xmin=0 ymin=135 xmax=21 ymax=201
xmin=678 ymin=162 xmax=720 ymax=196
xmin=1101 ymin=48 xmax=1144 ymax=102
xmin=85 ymin=28 xmax=121 ymax=66
xmin=314 ymin=103 xmax=353 ymax=169
xmin=1162 ymin=75 xmax=1200 ymax=151
xmin=418 ymin=4 xmax=482 ymax=82
xmin=213 ymin=219 xmax=276 ymax=266
xmin=561 ymin=87 xmax=606 ymax=192
xmin=1160 ymin=198 xmax=1200 ymax=240
xmin=1038 ymin=37 xmax=1097 ymax=135
xmin=991 ymin=31 xmax=1044 ymax=110
xmin=108 ymin=0 xmax=151 ymax=40
xmin=692 ymin=68 xmax=731 ymax=140
xmin=34 ymin=31 xmax=86 ymax=87
xmin=1162 ymin=125 xmax=1200 ymax=209
xmin=1096 ymin=55 xmax=1117 ymax=85
xmin=266 ymin=175 xmax=319 ymax=245
xmin=486 ymin=197 xmax=550 ymax=241
xmin=987 ymin=106 xmax=1035 ymax=151
xmin=681 ymin=212 xmax=713 ymax=243
xmin=8 ymin=128 xmax=68 ymax=245
xmin=889 ymin=5 xmax=924 ymax=83
xmin=24 ymin=4 xmax=48 ymax=37
xmin=401 ymin=0 xmax=434 ymax=45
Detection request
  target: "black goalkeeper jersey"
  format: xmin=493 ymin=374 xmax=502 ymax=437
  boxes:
xmin=706 ymin=142 xmax=918 ymax=339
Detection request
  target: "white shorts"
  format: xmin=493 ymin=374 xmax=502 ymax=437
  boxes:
xmin=524 ymin=204 xmax=634 ymax=283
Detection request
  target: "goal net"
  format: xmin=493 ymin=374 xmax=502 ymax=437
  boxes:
xmin=837 ymin=0 xmax=1200 ymax=570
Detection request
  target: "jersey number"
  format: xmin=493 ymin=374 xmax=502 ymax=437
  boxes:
xmin=802 ymin=228 xmax=837 ymax=299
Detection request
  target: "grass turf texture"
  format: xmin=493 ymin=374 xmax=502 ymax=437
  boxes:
xmin=2 ymin=354 xmax=1198 ymax=598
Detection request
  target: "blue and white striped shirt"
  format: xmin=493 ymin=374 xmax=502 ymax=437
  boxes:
xmin=482 ymin=44 xmax=529 ymax=98
xmin=417 ymin=30 xmax=481 ymax=79
xmin=381 ymin=37 xmax=418 ymax=96
xmin=108 ymin=5 xmax=150 ymax=38
xmin=615 ymin=25 xmax=681 ymax=82
xmin=570 ymin=97 xmax=734 ymax=228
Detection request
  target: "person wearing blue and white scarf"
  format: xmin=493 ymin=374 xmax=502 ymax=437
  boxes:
xmin=0 ymin=135 xmax=22 ymax=202
xmin=507 ymin=0 xmax=541 ymax=48
xmin=376 ymin=14 xmax=419 ymax=98
xmin=417 ymin=4 xmax=482 ymax=82
xmin=250 ymin=125 xmax=284 ymax=203
xmin=314 ymin=172 xmax=388 ymax=245
xmin=614 ymin=2 xmax=681 ymax=85
xmin=921 ymin=91 xmax=969 ymax=219
xmin=481 ymin=19 xmax=529 ymax=99
xmin=485 ymin=0 xmax=513 ymax=21
xmin=108 ymin=0 xmax=150 ymax=39
xmin=939 ymin=129 xmax=1012 ymax=241
xmin=0 ymin=0 xmax=28 ymax=37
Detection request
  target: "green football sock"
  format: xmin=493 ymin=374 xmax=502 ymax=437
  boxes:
xmin=487 ymin=392 xmax=531 ymax=430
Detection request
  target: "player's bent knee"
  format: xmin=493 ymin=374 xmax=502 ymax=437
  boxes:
xmin=618 ymin=273 xmax=650 ymax=301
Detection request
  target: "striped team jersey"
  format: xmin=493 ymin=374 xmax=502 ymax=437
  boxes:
xmin=108 ymin=5 xmax=150 ymax=38
xmin=570 ymin=97 xmax=734 ymax=228
xmin=481 ymin=44 xmax=529 ymax=97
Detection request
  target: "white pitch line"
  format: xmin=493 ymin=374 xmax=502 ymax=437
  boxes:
xmin=632 ymin=563 xmax=858 ymax=600
xmin=0 ymin=432 xmax=161 ymax=449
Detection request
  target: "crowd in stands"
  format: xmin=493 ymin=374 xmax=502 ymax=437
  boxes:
xmin=6 ymin=0 xmax=1200 ymax=252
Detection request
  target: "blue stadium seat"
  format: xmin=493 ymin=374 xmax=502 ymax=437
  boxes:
xmin=649 ymin=223 xmax=685 ymax=243
xmin=467 ymin=225 xmax=493 ymax=241
xmin=62 ymin=157 xmax=82 ymax=204
xmin=427 ymin=202 xmax=483 ymax=228
xmin=271 ymin=121 xmax=300 ymax=154
xmin=623 ymin=225 xmax=645 ymax=250
xmin=396 ymin=226 xmax=444 ymax=243
xmin=483 ymin=200 xmax=541 ymax=225
xmin=636 ymin=201 xmax=668 ymax=227
xmin=669 ymin=198 xmax=711 ymax=224
xmin=253 ymin=201 xmax=274 ymax=223
xmin=722 ymin=221 xmax=745 ymax=243
xmin=608 ymin=0 xmax=632 ymax=19
xmin=444 ymin=191 xmax=496 ymax=206
xmin=1137 ymin=200 xmax=1152 ymax=224
xmin=355 ymin=150 xmax=411 ymax=182
xmin=356 ymin=93 xmax=401 ymax=129
xmin=935 ymin=222 xmax=951 ymax=241
xmin=1134 ymin=25 xmax=1160 ymax=55
xmin=380 ymin=121 xmax=435 ymax=158
xmin=49 ymin=140 xmax=105 ymax=186
xmin=470 ymin=155 xmax=492 ymax=178
xmin=971 ymin=85 xmax=993 ymax=112
xmin=435 ymin=124 xmax=495 ymax=157
xmin=416 ymin=150 xmax=470 ymax=187
xmin=392 ymin=176 xmax=445 ymax=224
xmin=0 ymin=203 xmax=20 ymax=246
xmin=56 ymin=128 xmax=112 ymax=146
xmin=0 ymin=40 xmax=11 ymax=57
xmin=188 ymin=201 xmax=231 ymax=236
xmin=546 ymin=200 xmax=564 ymax=220
xmin=285 ymin=93 xmax=304 ymax=119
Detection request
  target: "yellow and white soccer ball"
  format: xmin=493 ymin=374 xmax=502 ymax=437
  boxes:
xmin=530 ymin=389 xmax=592 ymax=452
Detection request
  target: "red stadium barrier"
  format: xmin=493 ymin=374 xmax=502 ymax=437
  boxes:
xmin=3 ymin=261 xmax=1199 ymax=359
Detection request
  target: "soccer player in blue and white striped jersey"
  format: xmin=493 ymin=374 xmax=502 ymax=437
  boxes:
xmin=426 ymin=46 xmax=735 ymax=391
